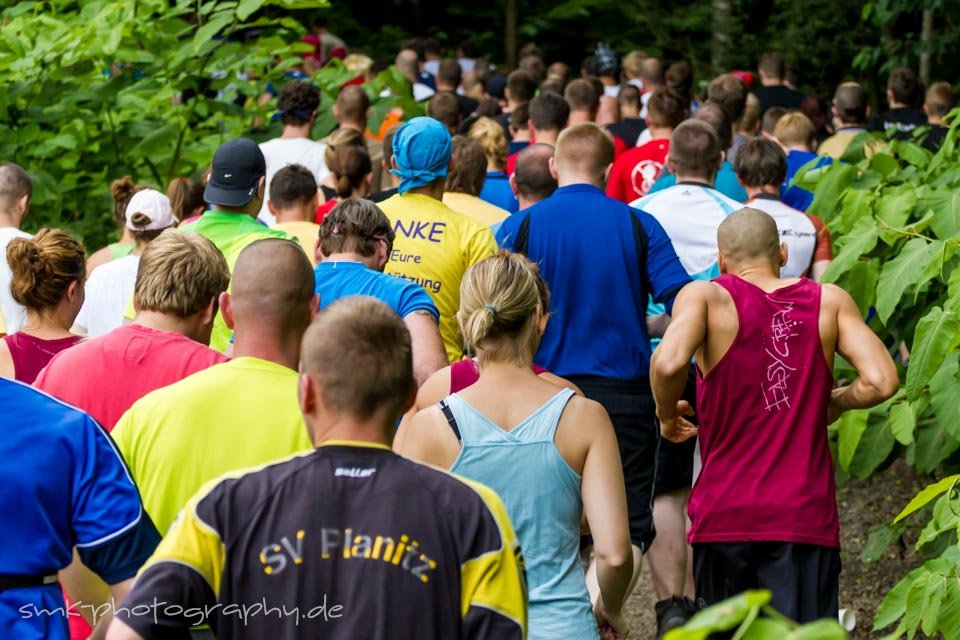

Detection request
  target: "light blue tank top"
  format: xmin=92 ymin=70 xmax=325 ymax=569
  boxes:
xmin=445 ymin=388 xmax=598 ymax=640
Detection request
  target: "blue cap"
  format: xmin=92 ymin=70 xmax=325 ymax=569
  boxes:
xmin=390 ymin=117 xmax=452 ymax=195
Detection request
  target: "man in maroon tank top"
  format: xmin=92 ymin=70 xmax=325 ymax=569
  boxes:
xmin=650 ymin=208 xmax=898 ymax=622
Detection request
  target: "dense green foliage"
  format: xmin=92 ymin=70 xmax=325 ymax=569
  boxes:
xmin=666 ymin=590 xmax=847 ymax=639
xmin=0 ymin=0 xmax=421 ymax=251
xmin=800 ymin=120 xmax=960 ymax=480
xmin=799 ymin=120 xmax=960 ymax=638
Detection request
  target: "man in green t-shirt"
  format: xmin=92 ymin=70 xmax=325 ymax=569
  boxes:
xmin=179 ymin=138 xmax=294 ymax=351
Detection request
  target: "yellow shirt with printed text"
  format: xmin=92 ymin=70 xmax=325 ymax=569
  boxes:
xmin=378 ymin=193 xmax=497 ymax=362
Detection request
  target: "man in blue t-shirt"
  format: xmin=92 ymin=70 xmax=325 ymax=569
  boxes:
xmin=315 ymin=199 xmax=447 ymax=386
xmin=0 ymin=379 xmax=160 ymax=639
xmin=497 ymin=122 xmax=691 ymax=600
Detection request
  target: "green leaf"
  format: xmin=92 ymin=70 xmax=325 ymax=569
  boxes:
xmin=665 ymin=591 xmax=770 ymax=640
xmin=922 ymin=189 xmax=960 ymax=239
xmin=844 ymin=258 xmax=879 ymax=316
xmin=889 ymin=401 xmax=915 ymax=445
xmin=192 ymin=13 xmax=233 ymax=52
xmin=861 ymin=522 xmax=903 ymax=563
xmin=821 ymin=217 xmax=879 ymax=283
xmin=875 ymin=238 xmax=942 ymax=324
xmin=837 ymin=410 xmax=869 ymax=472
xmin=875 ymin=566 xmax=925 ymax=630
xmin=938 ymin=579 xmax=960 ymax=640
xmin=235 ymin=0 xmax=264 ymax=20
xmin=742 ymin=618 xmax=791 ymax=640
xmin=909 ymin=422 xmax=960 ymax=474
xmin=905 ymin=307 xmax=960 ymax=399
xmin=894 ymin=476 xmax=960 ymax=524
xmin=787 ymin=620 xmax=847 ymax=640
xmin=808 ymin=162 xmax=858 ymax=220
xmin=877 ymin=184 xmax=917 ymax=229
xmin=930 ymin=353 xmax=960 ymax=440
xmin=904 ymin=573 xmax=930 ymax=639
xmin=870 ymin=152 xmax=900 ymax=178
xmin=848 ymin=418 xmax=896 ymax=479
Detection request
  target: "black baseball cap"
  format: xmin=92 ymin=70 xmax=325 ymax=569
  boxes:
xmin=204 ymin=138 xmax=266 ymax=207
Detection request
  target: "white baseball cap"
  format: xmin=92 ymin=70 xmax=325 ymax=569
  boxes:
xmin=125 ymin=189 xmax=177 ymax=231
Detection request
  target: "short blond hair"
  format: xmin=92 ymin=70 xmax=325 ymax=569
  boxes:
xmin=774 ymin=112 xmax=816 ymax=149
xmin=302 ymin=296 xmax=413 ymax=421
xmin=343 ymin=53 xmax=373 ymax=79
xmin=134 ymin=230 xmax=230 ymax=317
xmin=468 ymin=116 xmax=508 ymax=171
xmin=554 ymin=122 xmax=614 ymax=184
xmin=926 ymin=82 xmax=956 ymax=119
xmin=622 ymin=51 xmax=646 ymax=80
xmin=459 ymin=251 xmax=547 ymax=367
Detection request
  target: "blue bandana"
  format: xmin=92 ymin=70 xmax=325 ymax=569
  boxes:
xmin=390 ymin=117 xmax=452 ymax=195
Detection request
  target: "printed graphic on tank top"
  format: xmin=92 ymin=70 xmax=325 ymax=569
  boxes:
xmin=690 ymin=274 xmax=839 ymax=548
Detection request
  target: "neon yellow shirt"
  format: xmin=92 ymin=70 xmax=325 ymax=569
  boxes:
xmin=179 ymin=211 xmax=294 ymax=352
xmin=378 ymin=193 xmax=497 ymax=362
xmin=443 ymin=192 xmax=510 ymax=227
xmin=112 ymin=357 xmax=313 ymax=534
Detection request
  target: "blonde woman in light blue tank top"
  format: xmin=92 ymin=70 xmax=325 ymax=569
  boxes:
xmin=395 ymin=252 xmax=633 ymax=640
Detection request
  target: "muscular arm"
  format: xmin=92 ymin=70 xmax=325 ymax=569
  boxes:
xmin=826 ymin=285 xmax=899 ymax=420
xmin=651 ymin=282 xmax=710 ymax=442
xmin=403 ymin=310 xmax=449 ymax=387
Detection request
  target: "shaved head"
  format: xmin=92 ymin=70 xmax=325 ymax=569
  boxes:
xmin=718 ymin=208 xmax=782 ymax=267
xmin=231 ymin=238 xmax=315 ymax=334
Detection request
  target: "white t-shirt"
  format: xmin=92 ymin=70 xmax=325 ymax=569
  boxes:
xmin=258 ymin=137 xmax=330 ymax=224
xmin=75 ymin=254 xmax=140 ymax=337
xmin=0 ymin=227 xmax=32 ymax=334
xmin=743 ymin=196 xmax=818 ymax=279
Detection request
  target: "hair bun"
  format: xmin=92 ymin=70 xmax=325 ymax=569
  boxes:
xmin=111 ymin=175 xmax=136 ymax=202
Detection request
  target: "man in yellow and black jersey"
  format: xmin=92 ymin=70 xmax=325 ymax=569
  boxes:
xmin=107 ymin=296 xmax=526 ymax=640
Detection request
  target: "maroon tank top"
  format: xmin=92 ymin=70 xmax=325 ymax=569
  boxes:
xmin=4 ymin=333 xmax=83 ymax=384
xmin=449 ymin=359 xmax=549 ymax=393
xmin=690 ymin=275 xmax=839 ymax=548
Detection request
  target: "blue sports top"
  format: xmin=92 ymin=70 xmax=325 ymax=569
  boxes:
xmin=783 ymin=150 xmax=832 ymax=212
xmin=480 ymin=171 xmax=520 ymax=213
xmin=446 ymin=388 xmax=598 ymax=640
xmin=314 ymin=260 xmax=439 ymax=320
xmin=497 ymin=184 xmax=691 ymax=379
xmin=647 ymin=160 xmax=748 ymax=203
xmin=0 ymin=378 xmax=160 ymax=639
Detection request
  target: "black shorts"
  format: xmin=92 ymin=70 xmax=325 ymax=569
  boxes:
xmin=568 ymin=376 xmax=658 ymax=552
xmin=693 ymin=542 xmax=841 ymax=624
xmin=654 ymin=366 xmax=699 ymax=496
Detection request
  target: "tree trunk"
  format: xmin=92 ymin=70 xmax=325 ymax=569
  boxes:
xmin=711 ymin=0 xmax=732 ymax=77
xmin=919 ymin=8 xmax=934 ymax=87
xmin=505 ymin=0 xmax=518 ymax=68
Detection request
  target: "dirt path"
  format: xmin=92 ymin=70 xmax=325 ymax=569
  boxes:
xmin=621 ymin=459 xmax=929 ymax=638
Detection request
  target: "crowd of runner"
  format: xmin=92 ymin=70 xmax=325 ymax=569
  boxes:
xmin=3 ymin=26 xmax=940 ymax=639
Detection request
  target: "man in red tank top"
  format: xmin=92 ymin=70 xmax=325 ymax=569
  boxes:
xmin=650 ymin=208 xmax=898 ymax=622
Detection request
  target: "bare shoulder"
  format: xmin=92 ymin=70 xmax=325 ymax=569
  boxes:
xmin=86 ymin=246 xmax=112 ymax=275
xmin=414 ymin=365 xmax=452 ymax=411
xmin=537 ymin=371 xmax=584 ymax=396
xmin=561 ymin=395 xmax=613 ymax=433
xmin=819 ymin=282 xmax=856 ymax=312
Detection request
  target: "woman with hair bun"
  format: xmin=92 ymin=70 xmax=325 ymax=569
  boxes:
xmin=86 ymin=176 xmax=150 ymax=275
xmin=0 ymin=228 xmax=86 ymax=382
xmin=396 ymin=251 xmax=633 ymax=640
xmin=314 ymin=143 xmax=373 ymax=223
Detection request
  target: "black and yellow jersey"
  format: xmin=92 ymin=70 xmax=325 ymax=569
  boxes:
xmin=116 ymin=441 xmax=527 ymax=639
